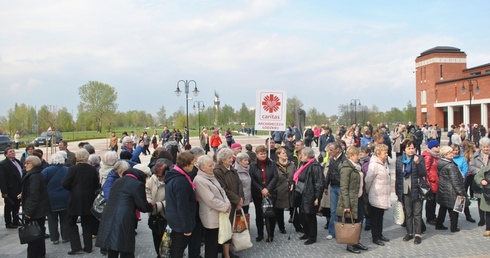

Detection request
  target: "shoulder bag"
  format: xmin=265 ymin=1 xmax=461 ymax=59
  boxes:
xmin=91 ymin=189 xmax=106 ymax=220
xmin=148 ymin=202 xmax=167 ymax=236
xmin=262 ymin=196 xmax=275 ymax=218
xmin=232 ymin=208 xmax=253 ymax=251
xmin=18 ymin=219 xmax=43 ymax=244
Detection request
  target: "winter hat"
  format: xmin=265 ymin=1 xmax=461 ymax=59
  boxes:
xmin=231 ymin=143 xmax=242 ymax=149
xmin=428 ymin=140 xmax=440 ymax=149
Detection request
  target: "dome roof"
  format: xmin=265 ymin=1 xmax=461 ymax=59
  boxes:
xmin=419 ymin=46 xmax=464 ymax=57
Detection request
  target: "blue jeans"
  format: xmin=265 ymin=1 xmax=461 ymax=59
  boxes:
xmin=328 ymin=186 xmax=340 ymax=237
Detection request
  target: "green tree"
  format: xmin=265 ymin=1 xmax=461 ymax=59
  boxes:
xmin=238 ymin=103 xmax=251 ymax=126
xmin=286 ymin=96 xmax=304 ymax=126
xmin=156 ymin=106 xmax=167 ymax=126
xmin=403 ymin=101 xmax=416 ymax=123
xmin=219 ymin=105 xmax=236 ymax=125
xmin=78 ymin=81 xmax=118 ymax=133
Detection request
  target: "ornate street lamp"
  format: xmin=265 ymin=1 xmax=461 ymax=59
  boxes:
xmin=175 ymin=80 xmax=199 ymax=131
xmin=461 ymin=79 xmax=480 ymax=125
xmin=350 ymin=99 xmax=361 ymax=126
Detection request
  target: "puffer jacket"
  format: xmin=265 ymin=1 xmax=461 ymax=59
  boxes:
xmin=234 ymin=162 xmax=252 ymax=206
xmin=395 ymin=155 xmax=426 ymax=202
xmin=365 ymin=155 xmax=391 ymax=210
xmin=469 ymin=150 xmax=490 ymax=176
xmin=436 ymin=158 xmax=465 ymax=208
xmin=422 ymin=150 xmax=439 ymax=193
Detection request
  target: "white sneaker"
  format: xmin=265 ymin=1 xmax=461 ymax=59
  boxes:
xmin=326 ymin=235 xmax=333 ymax=240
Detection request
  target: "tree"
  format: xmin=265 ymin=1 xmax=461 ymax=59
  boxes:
xmin=219 ymin=105 xmax=236 ymax=125
xmin=403 ymin=101 xmax=416 ymax=123
xmin=156 ymin=106 xmax=167 ymax=126
xmin=286 ymin=96 xmax=304 ymax=126
xmin=238 ymin=103 xmax=251 ymax=126
xmin=78 ymin=81 xmax=118 ymax=133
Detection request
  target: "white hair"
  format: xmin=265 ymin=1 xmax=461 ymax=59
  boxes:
xmin=102 ymin=151 xmax=118 ymax=166
xmin=50 ymin=153 xmax=65 ymax=165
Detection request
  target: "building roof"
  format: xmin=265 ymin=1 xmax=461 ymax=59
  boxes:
xmin=464 ymin=62 xmax=490 ymax=71
xmin=418 ymin=46 xmax=465 ymax=57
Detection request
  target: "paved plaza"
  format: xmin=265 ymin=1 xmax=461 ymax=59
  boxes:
xmin=0 ymin=134 xmax=489 ymax=257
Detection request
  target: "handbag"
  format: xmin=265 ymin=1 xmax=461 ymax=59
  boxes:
xmin=18 ymin=219 xmax=43 ymax=244
xmin=232 ymin=208 xmax=253 ymax=251
xmin=91 ymin=189 xmax=106 ymax=220
xmin=394 ymin=201 xmax=405 ymax=225
xmin=334 ymin=211 xmax=361 ymax=245
xmin=159 ymin=226 xmax=172 ymax=258
xmin=148 ymin=214 xmax=167 ymax=236
xmin=233 ymin=210 xmax=250 ymax=233
xmin=262 ymin=196 xmax=275 ymax=218
xmin=218 ymin=212 xmax=232 ymax=244
xmin=418 ymin=183 xmax=432 ymax=201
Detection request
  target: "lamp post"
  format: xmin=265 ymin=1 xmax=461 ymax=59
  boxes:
xmin=193 ymin=101 xmax=205 ymax=132
xmin=175 ymin=80 xmax=199 ymax=131
xmin=461 ymin=79 xmax=480 ymax=125
xmin=350 ymin=99 xmax=361 ymax=126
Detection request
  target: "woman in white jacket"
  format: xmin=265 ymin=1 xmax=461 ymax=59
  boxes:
xmin=365 ymin=144 xmax=391 ymax=246
xmin=146 ymin=158 xmax=172 ymax=258
xmin=194 ymin=155 xmax=232 ymax=258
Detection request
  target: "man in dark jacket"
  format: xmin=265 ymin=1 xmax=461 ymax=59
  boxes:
xmin=0 ymin=147 xmax=23 ymax=228
xmin=304 ymin=127 xmax=314 ymax=147
xmin=325 ymin=142 xmax=346 ymax=240
xmin=59 ymin=140 xmax=76 ymax=167
xmin=164 ymin=152 xmax=197 ymax=258
xmin=319 ymin=128 xmax=335 ymax=159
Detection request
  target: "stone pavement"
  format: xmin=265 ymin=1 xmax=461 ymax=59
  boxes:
xmin=1 ymin=134 xmax=489 ymax=257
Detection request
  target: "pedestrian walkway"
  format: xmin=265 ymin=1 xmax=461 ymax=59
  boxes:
xmin=1 ymin=134 xmax=489 ymax=257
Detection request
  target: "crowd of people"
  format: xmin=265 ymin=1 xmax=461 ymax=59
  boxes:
xmin=1 ymin=122 xmax=490 ymax=257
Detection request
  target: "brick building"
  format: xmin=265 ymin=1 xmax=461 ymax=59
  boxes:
xmin=415 ymin=46 xmax=490 ymax=130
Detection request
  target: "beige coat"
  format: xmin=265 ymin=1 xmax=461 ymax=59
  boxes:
xmin=391 ymin=130 xmax=402 ymax=153
xmin=365 ymin=155 xmax=391 ymax=210
xmin=145 ymin=175 xmax=166 ymax=216
xmin=194 ymin=171 xmax=230 ymax=229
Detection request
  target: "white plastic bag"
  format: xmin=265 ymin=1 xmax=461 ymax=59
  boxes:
xmin=218 ymin=212 xmax=232 ymax=244
xmin=394 ymin=201 xmax=405 ymax=225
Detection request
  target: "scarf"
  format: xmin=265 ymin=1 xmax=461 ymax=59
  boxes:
xmin=174 ymin=165 xmax=197 ymax=200
xmin=402 ymin=153 xmax=413 ymax=178
xmin=293 ymin=158 xmax=315 ymax=183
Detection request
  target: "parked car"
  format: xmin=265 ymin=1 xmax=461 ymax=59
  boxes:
xmin=33 ymin=131 xmax=63 ymax=147
xmin=0 ymin=135 xmax=13 ymax=152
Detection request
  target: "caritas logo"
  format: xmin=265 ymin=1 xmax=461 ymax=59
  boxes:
xmin=261 ymin=94 xmax=281 ymax=113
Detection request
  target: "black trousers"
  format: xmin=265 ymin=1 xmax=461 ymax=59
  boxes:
xmin=68 ymin=215 xmax=96 ymax=252
xmin=299 ymin=212 xmax=317 ymax=241
xmin=203 ymin=228 xmax=219 ymax=258
xmin=3 ymin=196 xmax=20 ymax=226
xmin=465 ymin=175 xmax=475 ymax=198
xmin=27 ymin=218 xmax=46 ymax=258
xmin=370 ymin=206 xmax=385 ymax=241
xmin=108 ymin=249 xmax=134 ymax=258
xmin=486 ymin=212 xmax=490 ymax=231
xmin=425 ymin=192 xmax=437 ymax=221
xmin=151 ymin=228 xmax=164 ymax=258
xmin=436 ymin=205 xmax=459 ymax=229
xmin=253 ymin=198 xmax=276 ymax=238
xmin=188 ymin=214 xmax=203 ymax=258
xmin=170 ymin=231 xmax=191 ymax=258
xmin=478 ymin=198 xmax=486 ymax=223
xmin=289 ymin=207 xmax=303 ymax=231
xmin=273 ymin=208 xmax=285 ymax=232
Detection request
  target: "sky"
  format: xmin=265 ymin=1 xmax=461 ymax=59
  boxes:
xmin=1 ymin=0 xmax=489 ymax=119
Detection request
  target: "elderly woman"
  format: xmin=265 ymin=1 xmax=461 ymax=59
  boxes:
xmin=195 ymin=155 xmax=232 ymax=258
xmin=274 ymin=147 xmax=295 ymax=234
xmin=214 ymin=148 xmax=243 ymax=257
xmin=103 ymin=161 xmax=131 ymax=201
xmin=365 ymin=144 xmax=391 ymax=246
xmin=435 ymin=146 xmax=466 ymax=232
xmin=62 ymin=149 xmax=100 ymax=255
xmin=234 ymin=152 xmax=252 ymax=214
xmin=41 ymin=153 xmax=70 ymax=245
xmin=164 ymin=151 xmax=198 ymax=258
xmin=249 ymin=145 xmax=278 ymax=243
xmin=21 ymin=156 xmax=50 ymax=258
xmin=395 ymin=140 xmax=426 ymax=245
xmin=337 ymin=146 xmax=368 ymax=253
xmin=341 ymin=129 xmax=355 ymax=148
xmin=96 ymin=168 xmax=155 ymax=258
xmin=452 ymin=144 xmax=475 ymax=223
xmin=293 ymin=147 xmax=324 ymax=245
xmin=471 ymin=137 xmax=490 ymax=227
xmin=99 ymin=151 xmax=118 ymax=187
xmin=146 ymin=158 xmax=172 ymax=258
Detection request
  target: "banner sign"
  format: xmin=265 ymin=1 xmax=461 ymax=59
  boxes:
xmin=254 ymin=90 xmax=287 ymax=131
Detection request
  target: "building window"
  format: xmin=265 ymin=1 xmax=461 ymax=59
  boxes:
xmin=485 ymin=69 xmax=490 ymax=74
xmin=421 ymin=90 xmax=427 ymax=105
xmin=470 ymin=71 xmax=481 ymax=76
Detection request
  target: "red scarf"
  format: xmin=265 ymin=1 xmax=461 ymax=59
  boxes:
xmin=293 ymin=158 xmax=315 ymax=183
xmin=174 ymin=165 xmax=197 ymax=200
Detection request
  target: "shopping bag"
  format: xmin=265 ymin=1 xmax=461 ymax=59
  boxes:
xmin=18 ymin=220 xmax=43 ymax=244
xmin=232 ymin=208 xmax=253 ymax=251
xmin=91 ymin=190 xmax=106 ymax=220
xmin=334 ymin=211 xmax=361 ymax=245
xmin=218 ymin=212 xmax=232 ymax=244
xmin=233 ymin=211 xmax=250 ymax=233
xmin=262 ymin=196 xmax=275 ymax=218
xmin=394 ymin=201 xmax=405 ymax=225
xmin=159 ymin=226 xmax=172 ymax=258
